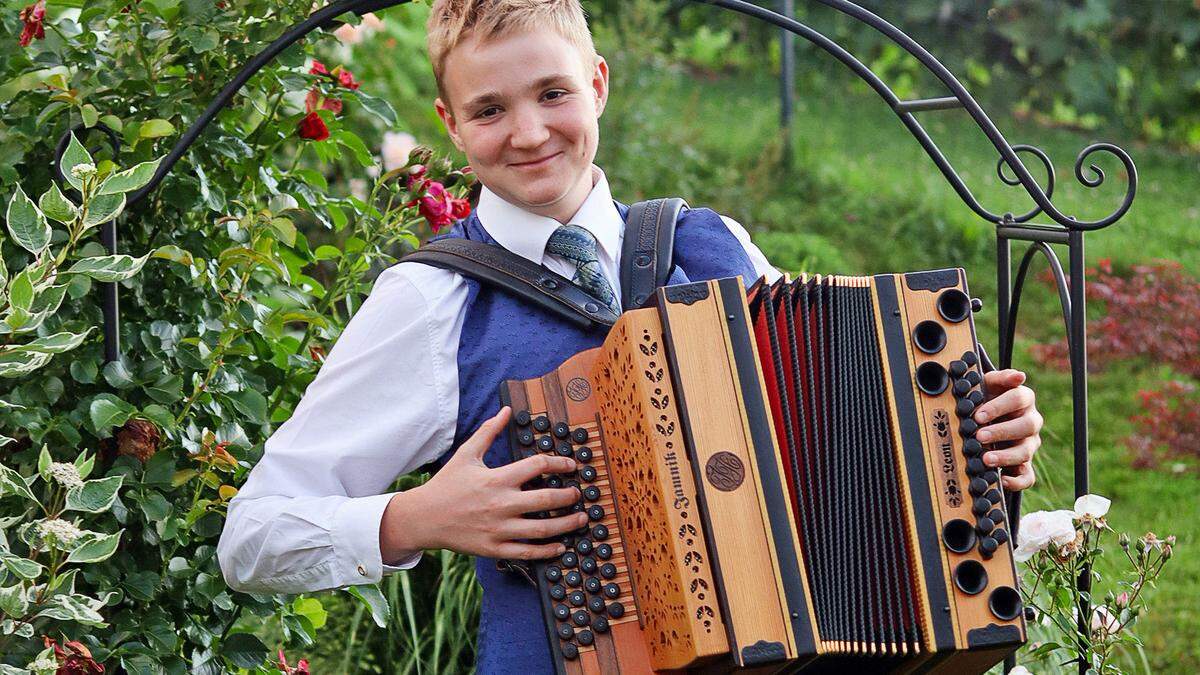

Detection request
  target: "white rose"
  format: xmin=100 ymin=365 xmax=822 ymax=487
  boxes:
xmin=1091 ymin=605 xmax=1120 ymax=636
xmin=1073 ymin=493 xmax=1111 ymax=519
xmin=381 ymin=131 xmax=417 ymax=172
xmin=1013 ymin=509 xmax=1076 ymax=562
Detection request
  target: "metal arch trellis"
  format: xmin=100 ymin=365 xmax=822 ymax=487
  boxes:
xmin=55 ymin=0 xmax=1136 ymax=671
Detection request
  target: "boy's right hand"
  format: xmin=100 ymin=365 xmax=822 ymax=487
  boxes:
xmin=381 ymin=406 xmax=587 ymax=562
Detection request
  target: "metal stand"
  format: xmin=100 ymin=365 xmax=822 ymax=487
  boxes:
xmin=55 ymin=1 xmax=1135 ymax=670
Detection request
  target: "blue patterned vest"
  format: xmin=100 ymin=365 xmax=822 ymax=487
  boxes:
xmin=429 ymin=202 xmax=758 ymax=673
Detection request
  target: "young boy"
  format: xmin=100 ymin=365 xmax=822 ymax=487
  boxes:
xmin=218 ymin=1 xmax=1043 ymax=671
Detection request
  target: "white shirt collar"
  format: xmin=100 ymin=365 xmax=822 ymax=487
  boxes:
xmin=476 ymin=166 xmax=624 ymax=266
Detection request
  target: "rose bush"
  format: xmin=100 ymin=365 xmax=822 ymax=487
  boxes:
xmin=0 ymin=1 xmax=474 ymax=672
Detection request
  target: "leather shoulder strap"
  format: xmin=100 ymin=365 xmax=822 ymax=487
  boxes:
xmin=402 ymin=239 xmax=618 ymax=330
xmin=620 ymin=198 xmax=686 ymax=310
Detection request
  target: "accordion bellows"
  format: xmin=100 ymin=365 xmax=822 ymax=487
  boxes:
xmin=500 ymin=271 xmax=1026 ymax=674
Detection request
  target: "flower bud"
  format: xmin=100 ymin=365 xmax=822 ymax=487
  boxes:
xmin=70 ymin=162 xmax=97 ymax=180
xmin=408 ymin=145 xmax=433 ymax=168
xmin=1163 ymin=544 xmax=1173 ymax=560
xmin=1114 ymin=591 xmax=1130 ymax=609
xmin=1119 ymin=533 xmax=1130 ymax=550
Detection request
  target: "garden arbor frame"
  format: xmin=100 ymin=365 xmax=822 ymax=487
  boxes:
xmin=56 ymin=1 xmax=1136 ymax=671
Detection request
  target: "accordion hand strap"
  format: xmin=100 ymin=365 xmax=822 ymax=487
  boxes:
xmin=620 ymin=198 xmax=686 ymax=310
xmin=403 ymin=238 xmax=620 ymax=330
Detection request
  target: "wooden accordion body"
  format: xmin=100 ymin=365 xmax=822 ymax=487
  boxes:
xmin=499 ymin=270 xmax=1026 ymax=674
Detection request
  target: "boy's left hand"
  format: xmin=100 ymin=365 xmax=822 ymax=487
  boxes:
xmin=972 ymin=369 xmax=1042 ymax=492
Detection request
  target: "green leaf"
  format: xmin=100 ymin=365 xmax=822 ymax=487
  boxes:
xmin=61 ymin=131 xmax=93 ymax=193
xmin=229 ymin=389 xmax=268 ymax=424
xmin=140 ymin=403 xmax=175 ymax=429
xmin=291 ymin=596 xmax=328 ymax=629
xmin=221 ymin=632 xmax=270 ymax=669
xmin=348 ymin=584 xmax=391 ymax=627
xmin=80 ymin=103 xmax=99 ymax=128
xmin=0 ymin=552 xmax=42 ymax=580
xmin=151 ymin=244 xmax=194 ymax=266
xmin=88 ymin=394 xmax=136 ymax=434
xmin=269 ymin=217 xmax=297 ymax=246
xmin=335 ymin=130 xmax=374 ymax=168
xmin=313 ymin=245 xmax=341 ymax=260
xmin=75 ymin=451 xmax=94 ymax=480
xmin=70 ymin=359 xmax=98 ymax=384
xmin=0 ymin=350 xmax=50 ymax=378
xmin=357 ymin=91 xmax=398 ymax=125
xmin=39 ymin=182 xmax=78 ymax=224
xmin=5 ymin=184 xmax=51 ymax=254
xmin=138 ymin=118 xmax=175 ymax=139
xmin=66 ymin=529 xmax=123 ymax=563
xmin=38 ymin=444 xmax=51 ymax=481
xmin=0 ymin=583 xmax=28 ymax=616
xmin=64 ymin=475 xmax=124 ymax=513
xmin=32 ymin=593 xmax=106 ymax=627
xmin=65 ymin=252 xmax=150 ymax=282
xmin=0 ymin=463 xmax=41 ymax=507
xmin=96 ymin=157 xmax=162 ymax=195
xmin=7 ymin=268 xmax=34 ymax=312
xmin=82 ymin=192 xmax=126 ymax=228
xmin=9 ymin=328 xmax=94 ymax=354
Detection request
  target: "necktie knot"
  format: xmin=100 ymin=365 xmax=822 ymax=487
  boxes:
xmin=545 ymin=224 xmax=620 ymax=315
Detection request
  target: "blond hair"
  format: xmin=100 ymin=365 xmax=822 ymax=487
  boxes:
xmin=426 ymin=0 xmax=597 ymax=108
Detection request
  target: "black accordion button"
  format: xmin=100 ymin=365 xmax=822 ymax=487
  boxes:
xmin=572 ymin=610 xmax=590 ymax=627
xmin=546 ymin=476 xmax=563 ymax=489
xmin=517 ymin=429 xmax=535 ymax=446
xmin=557 ymin=623 xmax=574 ymax=640
xmin=595 ymin=543 xmax=613 ymax=560
xmin=966 ymin=457 xmax=986 ymax=475
xmin=603 ymin=582 xmax=621 ymax=599
xmin=565 ymin=571 xmax=583 ymax=588
xmin=576 ymin=538 xmax=593 ymax=555
xmin=549 ymin=584 xmax=566 ymax=601
xmin=577 ymin=630 xmax=595 ymax=647
xmin=972 ymin=497 xmax=991 ymax=516
xmin=566 ymin=479 xmax=581 ymax=491
xmin=561 ymin=552 xmax=578 ymax=568
xmin=956 ymin=399 xmax=975 ymax=418
xmin=600 ymin=563 xmax=617 ymax=579
xmin=993 ymin=529 xmax=1009 ymax=545
xmin=580 ymin=557 xmax=598 ymax=574
xmin=545 ymin=565 xmax=563 ymax=583
xmin=576 ymin=447 xmax=594 ymax=463
xmin=980 ymin=536 xmax=999 ymax=555
xmin=568 ymin=590 xmax=586 ymax=607
xmin=583 ymin=486 xmax=601 ymax=502
xmin=982 ymin=470 xmax=1000 ymax=485
xmin=949 ymin=360 xmax=968 ymax=378
xmin=988 ymin=508 xmax=1006 ymax=524
xmin=587 ymin=505 xmax=605 ymax=521
xmin=585 ymin=577 xmax=602 ymax=594
xmin=963 ymin=439 xmax=983 ymax=457
xmin=607 ymin=602 xmax=625 ymax=619
xmin=580 ymin=466 xmax=598 ymax=482
xmin=592 ymin=616 xmax=611 ymax=634
xmin=592 ymin=524 xmax=609 ymax=540
xmin=556 ymin=443 xmax=574 ymax=458
xmin=537 ymin=436 xmax=554 ymax=452
xmin=953 ymin=379 xmax=972 ymax=397
xmin=976 ymin=517 xmax=995 ymax=535
xmin=515 ymin=410 xmax=532 ymax=426
xmin=960 ymin=419 xmax=980 ymax=437
xmin=554 ymin=604 xmax=570 ymax=621
xmin=962 ymin=351 xmax=979 ymax=366
xmin=985 ymin=488 xmax=1003 ymax=504
xmin=553 ymin=422 xmax=571 ymax=439
xmin=966 ymin=370 xmax=982 ymax=387
xmin=968 ymin=390 xmax=985 ymax=406
xmin=588 ymin=596 xmax=606 ymax=614
xmin=969 ymin=477 xmax=989 ymax=497
xmin=572 ymin=428 xmax=589 ymax=444
xmin=533 ymin=415 xmax=551 ymax=432
xmin=561 ymin=642 xmax=579 ymax=660
xmin=570 ymin=502 xmax=585 ymax=514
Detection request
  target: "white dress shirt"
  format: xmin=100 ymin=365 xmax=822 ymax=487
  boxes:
xmin=216 ymin=166 xmax=781 ymax=594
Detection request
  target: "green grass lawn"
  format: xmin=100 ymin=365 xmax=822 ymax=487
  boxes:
xmin=594 ymin=61 xmax=1200 ymax=671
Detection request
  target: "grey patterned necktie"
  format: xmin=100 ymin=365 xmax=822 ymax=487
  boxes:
xmin=544 ymin=224 xmax=621 ymax=315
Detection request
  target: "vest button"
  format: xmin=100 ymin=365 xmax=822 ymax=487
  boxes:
xmin=542 ymin=278 xmax=559 ymax=289
xmin=635 ymin=254 xmax=651 ymax=267
xmin=584 ymin=302 xmax=599 ymax=313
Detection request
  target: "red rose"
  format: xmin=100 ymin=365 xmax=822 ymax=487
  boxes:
xmin=336 ymin=67 xmax=361 ymax=90
xmin=309 ymin=59 xmax=329 ymax=76
xmin=450 ymin=197 xmax=471 ymax=220
xmin=406 ymin=164 xmax=429 ymax=192
xmin=18 ymin=0 xmax=46 ymax=47
xmin=297 ymin=112 xmax=329 ymax=141
xmin=277 ymin=649 xmax=310 ymax=675
xmin=304 ymin=88 xmax=342 ymax=115
xmin=43 ymin=636 xmax=104 ymax=675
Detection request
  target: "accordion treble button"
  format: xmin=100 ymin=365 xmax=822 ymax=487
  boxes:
xmin=576 ymin=538 xmax=594 ymax=555
xmin=537 ymin=436 xmax=554 ymax=452
xmin=585 ymin=577 xmax=602 ymax=594
xmin=949 ymin=360 xmax=968 ymax=378
xmin=545 ymin=565 xmax=563 ymax=583
xmin=580 ymin=466 xmax=598 ymax=482
xmin=554 ymin=604 xmax=570 ymax=621
xmin=568 ymin=590 xmax=586 ymax=606
xmin=561 ymin=552 xmax=578 ymax=568
xmin=556 ymin=443 xmax=574 ymax=458
xmin=576 ymin=447 xmax=593 ymax=463
xmin=583 ymin=486 xmax=601 ymax=502
xmin=956 ymin=399 xmax=975 ymax=418
xmin=588 ymin=596 xmax=605 ymax=613
xmin=972 ymin=497 xmax=991 ymax=516
xmin=580 ymin=557 xmax=598 ymax=574
xmin=960 ymin=419 xmax=980 ymax=437
xmin=549 ymin=585 xmax=566 ymax=601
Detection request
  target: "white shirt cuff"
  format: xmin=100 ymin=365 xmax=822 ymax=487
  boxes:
xmin=331 ymin=492 xmax=422 ymax=586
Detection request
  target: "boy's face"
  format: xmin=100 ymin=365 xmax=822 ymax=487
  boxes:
xmin=435 ymin=27 xmax=608 ymax=222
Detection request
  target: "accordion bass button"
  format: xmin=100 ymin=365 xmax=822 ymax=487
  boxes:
xmin=603 ymin=583 xmax=621 ymax=599
xmin=981 ymin=470 xmax=1001 ymax=485
xmin=989 ymin=509 xmax=1006 ymax=524
xmin=576 ymin=538 xmax=594 ymax=555
xmin=588 ymin=596 xmax=606 ymax=613
xmin=985 ymin=488 xmax=1003 ymax=504
xmin=515 ymin=410 xmax=532 ymax=427
xmin=573 ymin=610 xmax=590 ymax=627
xmin=571 ymin=428 xmax=589 ymax=444
xmin=553 ymin=422 xmax=571 ymax=439
xmin=558 ymin=624 xmax=574 ymax=640
xmin=561 ymin=642 xmax=579 ymax=660
xmin=576 ymin=447 xmax=593 ymax=463
xmin=533 ymin=416 xmax=551 ymax=432
xmin=607 ymin=601 xmax=625 ymax=618
xmin=600 ymin=563 xmax=617 ymax=579
xmin=968 ymin=390 xmax=985 ymax=405
xmin=976 ymin=517 xmax=995 ymax=535
xmin=595 ymin=543 xmax=613 ymax=560
xmin=517 ymin=430 xmax=535 ymax=446
xmin=577 ymin=629 xmax=595 ymax=647
xmin=949 ymin=360 xmax=969 ymax=378
xmin=580 ymin=466 xmax=598 ymax=482
xmin=592 ymin=616 xmax=611 ymax=634
xmin=979 ymin=536 xmax=999 ymax=556
xmin=966 ymin=457 xmax=986 ymax=475
xmin=992 ymin=529 xmax=1009 ymax=544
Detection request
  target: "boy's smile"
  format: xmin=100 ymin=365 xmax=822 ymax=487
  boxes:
xmin=435 ymin=27 xmax=608 ymax=223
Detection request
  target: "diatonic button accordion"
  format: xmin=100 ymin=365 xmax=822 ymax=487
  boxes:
xmin=500 ymin=270 xmax=1026 ymax=674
